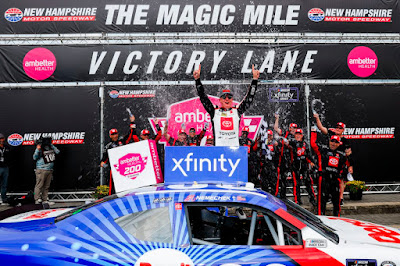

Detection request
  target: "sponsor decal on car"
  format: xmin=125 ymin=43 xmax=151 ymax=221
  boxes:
xmin=308 ymin=8 xmax=392 ymax=23
xmin=134 ymin=248 xmax=194 ymax=266
xmin=346 ymin=259 xmax=377 ymax=266
xmin=7 ymin=133 xmax=23 ymax=146
xmin=153 ymin=197 xmax=172 ymax=204
xmin=343 ymin=127 xmax=395 ymax=139
xmin=5 ymin=7 xmax=97 ymax=22
xmin=329 ymin=217 xmax=400 ymax=244
xmin=23 ymin=48 xmax=57 ymax=81
xmin=305 ymin=239 xmax=327 ymax=248
xmin=109 ymin=89 xmax=156 ymax=98
xmin=14 ymin=132 xmax=86 ymax=145
xmin=0 ymin=208 xmax=71 ymax=223
xmin=175 ymin=203 xmax=182 ymax=210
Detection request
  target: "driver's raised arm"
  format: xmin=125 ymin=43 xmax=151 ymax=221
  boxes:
xmin=194 ymin=64 xmax=215 ymax=118
xmin=237 ymin=65 xmax=260 ymax=116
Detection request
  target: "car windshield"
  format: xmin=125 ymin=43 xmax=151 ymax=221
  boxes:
xmin=283 ymin=199 xmax=339 ymax=244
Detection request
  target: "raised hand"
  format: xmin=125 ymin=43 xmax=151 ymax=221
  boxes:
xmin=193 ymin=64 xmax=201 ymax=80
xmin=252 ymin=64 xmax=260 ymax=80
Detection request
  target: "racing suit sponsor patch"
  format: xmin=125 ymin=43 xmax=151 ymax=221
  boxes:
xmin=220 ymin=117 xmax=234 ymax=130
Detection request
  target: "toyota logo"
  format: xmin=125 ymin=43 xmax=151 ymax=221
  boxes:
xmin=222 ymin=121 xmax=232 ymax=127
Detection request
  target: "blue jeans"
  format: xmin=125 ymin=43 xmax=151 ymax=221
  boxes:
xmin=0 ymin=167 xmax=8 ymax=202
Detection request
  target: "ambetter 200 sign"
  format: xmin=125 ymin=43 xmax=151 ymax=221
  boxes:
xmin=108 ymin=140 xmax=163 ymax=193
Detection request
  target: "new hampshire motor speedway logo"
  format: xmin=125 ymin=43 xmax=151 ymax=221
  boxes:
xmin=308 ymin=8 xmax=325 ymax=22
xmin=8 ymin=132 xmax=86 ymax=146
xmin=308 ymin=7 xmax=392 ymax=23
xmin=7 ymin=133 xmax=23 ymax=146
xmin=4 ymin=8 xmax=23 ymax=22
xmin=109 ymin=89 xmax=156 ymax=98
xmin=4 ymin=7 xmax=97 ymax=22
xmin=109 ymin=90 xmax=119 ymax=98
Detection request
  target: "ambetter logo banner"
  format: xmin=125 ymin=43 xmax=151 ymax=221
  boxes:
xmin=108 ymin=140 xmax=163 ymax=193
xmin=149 ymin=96 xmax=263 ymax=144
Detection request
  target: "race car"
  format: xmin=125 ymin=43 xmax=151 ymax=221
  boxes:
xmin=0 ymin=183 xmax=399 ymax=265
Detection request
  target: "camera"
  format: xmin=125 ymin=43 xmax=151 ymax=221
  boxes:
xmin=36 ymin=137 xmax=53 ymax=151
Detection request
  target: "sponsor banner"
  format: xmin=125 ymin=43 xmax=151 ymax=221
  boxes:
xmin=0 ymin=87 xmax=100 ymax=191
xmin=162 ymin=96 xmax=263 ymax=142
xmin=8 ymin=132 xmax=86 ymax=146
xmin=109 ymin=89 xmax=156 ymax=98
xmin=311 ymin=85 xmax=400 ymax=183
xmin=269 ymin=87 xmax=299 ymax=102
xmin=108 ymin=140 xmax=163 ymax=193
xmin=0 ymin=0 xmax=398 ymax=34
xmin=343 ymin=127 xmax=395 ymax=139
xmin=164 ymin=146 xmax=248 ymax=184
xmin=2 ymin=44 xmax=400 ymax=83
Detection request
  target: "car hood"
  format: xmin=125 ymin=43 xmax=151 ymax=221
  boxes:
xmin=319 ymin=216 xmax=400 ymax=249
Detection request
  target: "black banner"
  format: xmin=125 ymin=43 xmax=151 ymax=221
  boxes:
xmin=0 ymin=87 xmax=100 ymax=191
xmin=0 ymin=43 xmax=399 ymax=83
xmin=310 ymin=85 xmax=400 ymax=182
xmin=1 ymin=0 xmax=399 ymax=34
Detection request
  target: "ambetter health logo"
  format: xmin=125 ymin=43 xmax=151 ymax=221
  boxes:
xmin=23 ymin=48 xmax=57 ymax=81
xmin=347 ymin=46 xmax=378 ymax=78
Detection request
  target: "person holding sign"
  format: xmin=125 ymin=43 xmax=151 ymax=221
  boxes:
xmin=33 ymin=137 xmax=60 ymax=205
xmin=194 ymin=64 xmax=260 ymax=146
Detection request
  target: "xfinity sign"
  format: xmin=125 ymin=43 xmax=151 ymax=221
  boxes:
xmin=164 ymin=147 xmax=248 ymax=184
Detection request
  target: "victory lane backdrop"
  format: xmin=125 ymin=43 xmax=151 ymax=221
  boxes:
xmin=0 ymin=87 xmax=100 ymax=191
xmin=0 ymin=0 xmax=399 ymax=34
xmin=1 ymin=43 xmax=400 ymax=83
xmin=311 ymin=85 xmax=400 ymax=183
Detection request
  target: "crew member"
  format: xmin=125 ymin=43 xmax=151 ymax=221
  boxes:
xmin=194 ymin=64 xmax=260 ymax=146
xmin=314 ymin=113 xmax=354 ymax=205
xmin=290 ymin=129 xmax=317 ymax=206
xmin=239 ymin=127 xmax=259 ymax=185
xmin=205 ymin=135 xmax=214 ymax=146
xmin=260 ymin=130 xmax=278 ymax=194
xmin=138 ymin=119 xmax=162 ymax=143
xmin=273 ymin=114 xmax=299 ymax=200
xmin=164 ymin=121 xmax=188 ymax=146
xmin=0 ymin=134 xmax=10 ymax=205
xmin=100 ymin=115 xmax=138 ymax=168
xmin=311 ymin=129 xmax=347 ymax=216
xmin=187 ymin=123 xmax=208 ymax=146
xmin=274 ymin=114 xmax=298 ymax=142
xmin=275 ymin=137 xmax=293 ymax=200
xmin=100 ymin=115 xmax=137 ymax=194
